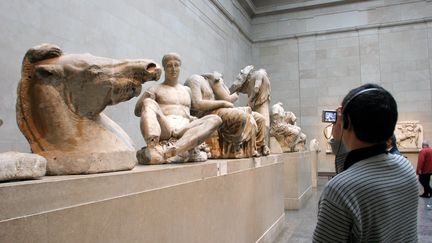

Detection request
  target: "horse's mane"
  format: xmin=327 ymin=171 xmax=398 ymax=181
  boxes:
xmin=16 ymin=44 xmax=63 ymax=152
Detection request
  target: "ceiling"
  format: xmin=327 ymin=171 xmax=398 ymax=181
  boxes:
xmin=251 ymin=0 xmax=315 ymax=8
xmin=240 ymin=0 xmax=365 ymax=17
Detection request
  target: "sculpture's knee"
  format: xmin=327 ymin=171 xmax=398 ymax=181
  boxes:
xmin=205 ymin=114 xmax=223 ymax=129
xmin=252 ymin=112 xmax=265 ymax=124
xmin=232 ymin=108 xmax=248 ymax=123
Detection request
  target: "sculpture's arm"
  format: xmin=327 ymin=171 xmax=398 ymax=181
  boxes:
xmin=185 ymin=76 xmax=233 ymax=111
xmin=253 ymin=75 xmax=263 ymax=94
xmin=250 ymin=70 xmax=270 ymax=107
xmin=212 ymin=80 xmax=239 ymax=103
xmin=134 ymin=90 xmax=154 ymax=117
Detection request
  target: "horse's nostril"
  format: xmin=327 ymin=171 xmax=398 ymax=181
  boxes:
xmin=132 ymin=87 xmax=136 ymax=93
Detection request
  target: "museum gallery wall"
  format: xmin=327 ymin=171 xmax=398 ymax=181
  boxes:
xmin=0 ymin=0 xmax=432 ymax=174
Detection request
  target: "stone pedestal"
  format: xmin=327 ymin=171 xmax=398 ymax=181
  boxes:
xmin=281 ymin=151 xmax=312 ymax=210
xmin=0 ymin=155 xmax=285 ymax=243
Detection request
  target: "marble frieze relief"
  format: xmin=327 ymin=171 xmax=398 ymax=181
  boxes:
xmin=395 ymin=120 xmax=423 ymax=151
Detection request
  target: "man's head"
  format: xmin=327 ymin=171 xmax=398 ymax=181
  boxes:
xmin=341 ymin=83 xmax=398 ymax=144
xmin=162 ymin=53 xmax=181 ymax=82
xmin=422 ymin=141 xmax=429 ymax=148
xmin=162 ymin=53 xmax=181 ymax=68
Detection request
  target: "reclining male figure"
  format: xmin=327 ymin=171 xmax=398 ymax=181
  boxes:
xmin=185 ymin=71 xmax=269 ymax=158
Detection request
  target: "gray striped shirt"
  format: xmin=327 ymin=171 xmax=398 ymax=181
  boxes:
xmin=313 ymin=153 xmax=418 ymax=242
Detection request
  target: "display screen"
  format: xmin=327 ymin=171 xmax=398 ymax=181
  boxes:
xmin=322 ymin=110 xmax=337 ymax=123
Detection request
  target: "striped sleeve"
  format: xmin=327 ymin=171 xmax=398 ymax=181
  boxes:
xmin=313 ymin=198 xmax=352 ymax=243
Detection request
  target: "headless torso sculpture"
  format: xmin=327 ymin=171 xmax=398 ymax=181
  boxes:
xmin=185 ymin=72 xmax=269 ymax=158
xmin=230 ymin=65 xmax=271 ymax=127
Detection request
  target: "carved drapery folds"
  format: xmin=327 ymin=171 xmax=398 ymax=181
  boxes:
xmin=185 ymin=72 xmax=269 ymax=159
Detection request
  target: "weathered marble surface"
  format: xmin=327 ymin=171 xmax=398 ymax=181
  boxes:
xmin=230 ymin=65 xmax=271 ymax=127
xmin=185 ymin=72 xmax=269 ymax=158
xmin=16 ymin=44 xmax=161 ymax=175
xmin=270 ymin=102 xmax=306 ymax=152
xmin=0 ymin=152 xmax=46 ymax=182
xmin=135 ymin=53 xmax=221 ymax=164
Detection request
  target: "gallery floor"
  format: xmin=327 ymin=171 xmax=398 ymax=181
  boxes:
xmin=273 ymin=176 xmax=432 ymax=243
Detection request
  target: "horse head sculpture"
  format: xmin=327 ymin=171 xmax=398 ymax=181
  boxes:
xmin=16 ymin=44 xmax=161 ymax=175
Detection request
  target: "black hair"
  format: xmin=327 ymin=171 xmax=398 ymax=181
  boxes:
xmin=342 ymin=83 xmax=398 ymax=144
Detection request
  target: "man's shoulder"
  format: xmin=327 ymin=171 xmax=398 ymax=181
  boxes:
xmin=146 ymin=83 xmax=162 ymax=92
xmin=322 ymin=173 xmax=353 ymax=198
xmin=185 ymin=75 xmax=198 ymax=84
xmin=177 ymin=83 xmax=191 ymax=93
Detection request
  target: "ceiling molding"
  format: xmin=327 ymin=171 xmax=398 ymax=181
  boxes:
xmin=237 ymin=0 xmax=365 ymax=17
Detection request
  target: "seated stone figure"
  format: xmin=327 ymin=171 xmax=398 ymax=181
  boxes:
xmin=134 ymin=53 xmax=222 ymax=164
xmin=270 ymin=102 xmax=306 ymax=152
xmin=16 ymin=44 xmax=162 ymax=175
xmin=229 ymin=65 xmax=271 ymax=127
xmin=185 ymin=72 xmax=269 ymax=158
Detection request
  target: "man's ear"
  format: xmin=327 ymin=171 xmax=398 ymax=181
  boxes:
xmin=343 ymin=115 xmax=352 ymax=130
xmin=35 ymin=64 xmax=64 ymax=81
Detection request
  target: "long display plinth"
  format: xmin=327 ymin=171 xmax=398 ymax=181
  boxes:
xmin=0 ymin=155 xmax=285 ymax=243
xmin=280 ymin=151 xmax=313 ymax=210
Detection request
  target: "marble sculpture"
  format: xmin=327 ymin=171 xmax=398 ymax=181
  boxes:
xmin=135 ymin=53 xmax=222 ymax=164
xmin=185 ymin=71 xmax=269 ymax=158
xmin=16 ymin=44 xmax=161 ymax=175
xmin=270 ymin=102 xmax=306 ymax=152
xmin=229 ymin=65 xmax=271 ymax=127
xmin=0 ymin=152 xmax=47 ymax=182
xmin=0 ymin=119 xmax=47 ymax=182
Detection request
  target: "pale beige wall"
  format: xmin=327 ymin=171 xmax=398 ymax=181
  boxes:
xmin=0 ymin=0 xmax=253 ymax=152
xmin=251 ymin=0 xmax=432 ymax=171
xmin=1 ymin=0 xmax=431 ymax=167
